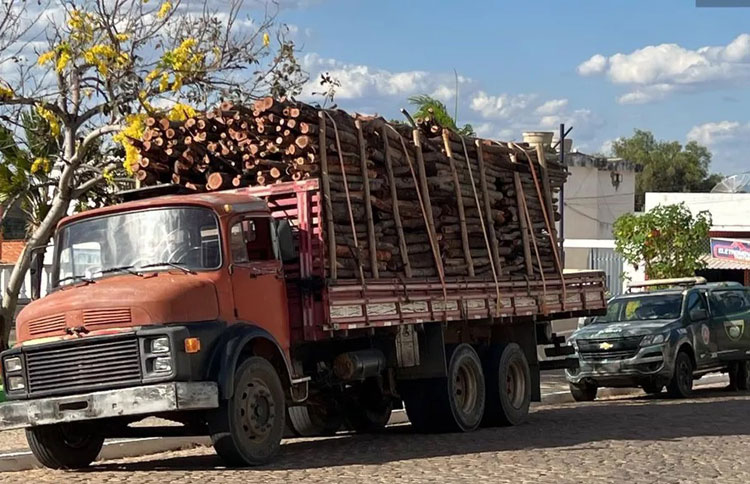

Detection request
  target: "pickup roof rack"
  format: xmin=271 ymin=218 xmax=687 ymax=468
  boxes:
xmin=626 ymin=277 xmax=707 ymax=293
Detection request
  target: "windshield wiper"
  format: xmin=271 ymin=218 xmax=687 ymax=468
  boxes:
xmin=57 ymin=274 xmax=96 ymax=285
xmin=137 ymin=261 xmax=195 ymax=274
xmin=95 ymin=265 xmax=143 ymax=277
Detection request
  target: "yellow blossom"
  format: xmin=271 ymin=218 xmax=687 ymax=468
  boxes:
xmin=263 ymin=32 xmax=270 ymax=47
xmin=168 ymin=103 xmax=196 ymax=121
xmin=115 ymin=33 xmax=131 ymax=42
xmin=0 ymin=85 xmax=13 ymax=99
xmin=158 ymin=72 xmax=170 ymax=92
xmin=37 ymin=51 xmax=55 ymax=66
xmin=56 ymin=51 xmax=71 ymax=73
xmin=157 ymin=1 xmax=172 ymax=19
xmin=35 ymin=106 xmax=61 ymax=137
xmin=113 ymin=114 xmax=147 ymax=175
xmin=31 ymin=157 xmax=51 ymax=174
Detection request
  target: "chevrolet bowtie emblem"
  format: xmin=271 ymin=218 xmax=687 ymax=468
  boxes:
xmin=599 ymin=342 xmax=613 ymax=350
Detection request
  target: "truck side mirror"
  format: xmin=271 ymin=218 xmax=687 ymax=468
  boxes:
xmin=30 ymin=250 xmax=44 ymax=300
xmin=276 ymin=220 xmax=297 ymax=263
xmin=690 ymin=308 xmax=708 ymax=322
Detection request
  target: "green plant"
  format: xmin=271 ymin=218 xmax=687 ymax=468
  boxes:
xmin=613 ymin=203 xmax=711 ymax=280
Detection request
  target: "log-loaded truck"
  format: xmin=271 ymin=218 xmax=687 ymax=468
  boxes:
xmin=0 ymin=101 xmax=606 ymax=469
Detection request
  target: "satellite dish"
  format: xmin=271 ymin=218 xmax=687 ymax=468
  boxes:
xmin=711 ymin=173 xmax=750 ymax=193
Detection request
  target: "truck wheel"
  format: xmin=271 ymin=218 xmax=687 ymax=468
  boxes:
xmin=482 ymin=343 xmax=532 ymax=426
xmin=209 ymin=357 xmax=285 ymax=467
xmin=642 ymin=383 xmax=663 ymax=395
xmin=728 ymin=361 xmax=750 ymax=391
xmin=569 ymin=382 xmax=598 ymax=402
xmin=26 ymin=423 xmax=104 ymax=469
xmin=287 ymin=400 xmax=343 ymax=437
xmin=346 ymin=380 xmax=393 ymax=433
xmin=667 ymin=351 xmax=694 ymax=398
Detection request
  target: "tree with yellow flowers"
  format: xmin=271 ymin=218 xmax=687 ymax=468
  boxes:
xmin=0 ymin=0 xmax=306 ymax=348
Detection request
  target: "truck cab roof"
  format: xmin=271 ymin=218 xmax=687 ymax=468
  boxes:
xmin=59 ymin=188 xmax=270 ymax=229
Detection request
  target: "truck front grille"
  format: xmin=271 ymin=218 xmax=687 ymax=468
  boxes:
xmin=26 ymin=337 xmax=142 ymax=396
xmin=577 ymin=336 xmax=641 ymax=361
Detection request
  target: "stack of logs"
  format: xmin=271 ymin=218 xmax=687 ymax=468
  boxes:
xmin=132 ymin=97 xmax=567 ymax=280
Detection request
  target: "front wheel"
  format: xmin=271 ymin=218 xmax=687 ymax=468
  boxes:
xmin=728 ymin=361 xmax=750 ymax=391
xmin=667 ymin=351 xmax=694 ymax=398
xmin=208 ymin=357 xmax=286 ymax=467
xmin=569 ymin=382 xmax=598 ymax=402
xmin=642 ymin=383 xmax=664 ymax=395
xmin=26 ymin=423 xmax=104 ymax=469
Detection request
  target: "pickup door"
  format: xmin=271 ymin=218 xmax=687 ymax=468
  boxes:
xmin=708 ymin=288 xmax=750 ymax=362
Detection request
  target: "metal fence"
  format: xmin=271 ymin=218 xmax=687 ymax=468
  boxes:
xmin=588 ymin=248 xmax=624 ymax=296
xmin=0 ymin=264 xmax=53 ymax=306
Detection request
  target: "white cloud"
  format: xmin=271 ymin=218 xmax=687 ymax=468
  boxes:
xmin=578 ymin=34 xmax=750 ymax=103
xmin=577 ymin=54 xmax=608 ymax=76
xmin=469 ymin=91 xmax=537 ymax=120
xmin=687 ymin=121 xmax=750 ymax=175
xmin=535 ymin=99 xmax=568 ymax=116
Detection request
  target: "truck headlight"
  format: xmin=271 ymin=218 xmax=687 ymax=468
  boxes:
xmin=151 ymin=337 xmax=170 ymax=354
xmin=640 ymin=332 xmax=669 ymax=347
xmin=4 ymin=357 xmax=22 ymax=373
xmin=153 ymin=357 xmax=172 ymax=373
xmin=7 ymin=376 xmax=25 ymax=391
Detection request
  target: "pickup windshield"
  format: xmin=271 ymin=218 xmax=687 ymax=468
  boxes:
xmin=593 ymin=294 xmax=683 ymax=323
xmin=53 ymin=207 xmax=221 ymax=287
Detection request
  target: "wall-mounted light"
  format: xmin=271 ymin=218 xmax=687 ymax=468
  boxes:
xmin=610 ymin=171 xmax=623 ymax=190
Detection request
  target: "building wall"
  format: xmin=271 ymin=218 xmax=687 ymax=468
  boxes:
xmin=563 ymin=164 xmax=637 ymax=241
xmin=645 ymin=192 xmax=750 ymax=232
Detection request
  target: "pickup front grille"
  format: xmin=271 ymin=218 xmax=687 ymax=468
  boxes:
xmin=580 ymin=349 xmax=639 ymax=361
xmin=26 ymin=337 xmax=142 ymax=396
xmin=577 ymin=336 xmax=641 ymax=361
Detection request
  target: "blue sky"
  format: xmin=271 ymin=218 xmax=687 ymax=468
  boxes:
xmin=275 ymin=0 xmax=750 ymax=176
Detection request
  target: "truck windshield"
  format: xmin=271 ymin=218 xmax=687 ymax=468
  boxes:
xmin=593 ymin=294 xmax=683 ymax=323
xmin=53 ymin=207 xmax=221 ymax=287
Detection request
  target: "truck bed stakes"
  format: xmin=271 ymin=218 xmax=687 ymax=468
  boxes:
xmin=131 ymin=97 xmax=565 ymax=281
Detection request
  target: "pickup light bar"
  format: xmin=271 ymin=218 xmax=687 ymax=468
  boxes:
xmin=626 ymin=277 xmax=707 ymax=293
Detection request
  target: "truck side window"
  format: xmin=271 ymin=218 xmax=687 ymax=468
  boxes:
xmin=230 ymin=218 xmax=275 ymax=264
xmin=686 ymin=292 xmax=708 ymax=317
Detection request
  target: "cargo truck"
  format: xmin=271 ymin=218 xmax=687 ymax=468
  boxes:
xmin=0 ymin=179 xmax=606 ymax=469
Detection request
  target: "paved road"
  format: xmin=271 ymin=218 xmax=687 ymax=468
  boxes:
xmin=3 ymin=385 xmax=750 ymax=483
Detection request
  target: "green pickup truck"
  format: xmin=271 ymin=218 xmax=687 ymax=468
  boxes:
xmin=566 ymin=278 xmax=750 ymax=400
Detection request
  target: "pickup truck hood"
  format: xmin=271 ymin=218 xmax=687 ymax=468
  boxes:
xmin=572 ymin=319 xmax=678 ymax=340
xmin=15 ymin=271 xmax=219 ymax=342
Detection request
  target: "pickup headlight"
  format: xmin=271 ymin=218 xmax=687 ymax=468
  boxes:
xmin=640 ymin=332 xmax=669 ymax=347
xmin=4 ymin=356 xmax=22 ymax=373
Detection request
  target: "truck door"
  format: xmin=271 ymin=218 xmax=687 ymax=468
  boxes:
xmin=685 ymin=291 xmax=716 ymax=369
xmin=228 ymin=217 xmax=290 ymax=350
xmin=708 ymin=289 xmax=750 ymax=360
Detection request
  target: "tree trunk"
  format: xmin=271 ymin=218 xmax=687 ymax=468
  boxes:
xmin=0 ymin=162 xmax=76 ymax=350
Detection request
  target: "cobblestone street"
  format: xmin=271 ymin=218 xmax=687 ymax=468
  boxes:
xmin=3 ymin=386 xmax=750 ymax=483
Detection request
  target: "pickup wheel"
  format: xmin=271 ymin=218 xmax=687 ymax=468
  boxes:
xmin=482 ymin=343 xmax=532 ymax=426
xmin=569 ymin=382 xmax=598 ymax=402
xmin=209 ymin=356 xmax=285 ymax=467
xmin=728 ymin=361 xmax=750 ymax=391
xmin=667 ymin=351 xmax=694 ymax=398
xmin=26 ymin=423 xmax=104 ymax=469
xmin=642 ymin=383 xmax=664 ymax=395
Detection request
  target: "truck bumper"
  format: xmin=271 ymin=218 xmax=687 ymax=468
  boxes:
xmin=565 ymin=345 xmax=674 ymax=387
xmin=0 ymin=382 xmax=219 ymax=431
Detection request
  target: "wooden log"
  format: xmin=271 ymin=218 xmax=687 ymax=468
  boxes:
xmin=355 ymin=119 xmax=379 ymax=278
xmin=318 ymin=111 xmax=337 ymax=279
xmin=381 ymin=126 xmax=412 ymax=278
xmin=442 ymin=130 xmax=473 ymax=277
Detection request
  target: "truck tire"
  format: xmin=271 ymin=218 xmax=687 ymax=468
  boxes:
xmin=569 ymin=382 xmax=598 ymax=402
xmin=642 ymin=383 xmax=663 ymax=395
xmin=728 ymin=361 xmax=750 ymax=391
xmin=667 ymin=350 xmax=694 ymax=398
xmin=482 ymin=343 xmax=532 ymax=426
xmin=26 ymin=423 xmax=104 ymax=469
xmin=287 ymin=401 xmax=343 ymax=437
xmin=209 ymin=356 xmax=285 ymax=467
xmin=345 ymin=379 xmax=393 ymax=433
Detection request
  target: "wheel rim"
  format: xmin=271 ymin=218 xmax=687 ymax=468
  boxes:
xmin=506 ymin=358 xmax=526 ymax=409
xmin=239 ymin=377 xmax=276 ymax=440
xmin=454 ymin=359 xmax=479 ymax=415
xmin=61 ymin=424 xmax=95 ymax=449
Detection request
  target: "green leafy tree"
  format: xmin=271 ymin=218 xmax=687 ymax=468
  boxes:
xmin=408 ymin=95 xmax=475 ymax=136
xmin=611 ymin=129 xmax=722 ymax=211
xmin=0 ymin=0 xmax=307 ymax=348
xmin=613 ymin=203 xmax=712 ymax=280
